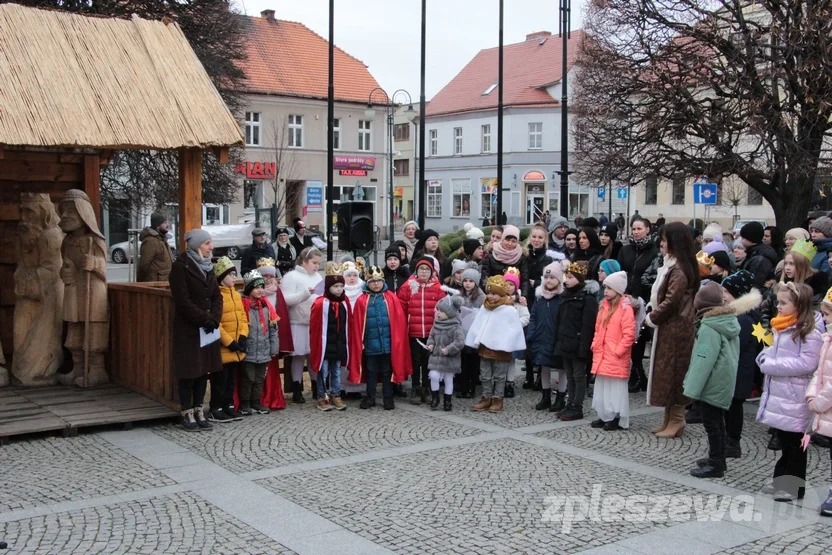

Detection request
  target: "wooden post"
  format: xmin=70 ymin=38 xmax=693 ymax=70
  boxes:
xmin=178 ymin=149 xmax=203 ymax=253
xmin=84 ymin=154 xmax=101 ymax=226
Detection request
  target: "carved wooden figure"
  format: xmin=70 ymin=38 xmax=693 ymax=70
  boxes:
xmin=58 ymin=189 xmax=109 ymax=387
xmin=0 ymin=338 xmax=8 ymax=388
xmin=12 ymin=193 xmax=65 ymax=385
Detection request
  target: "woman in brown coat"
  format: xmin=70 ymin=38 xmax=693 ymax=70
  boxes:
xmin=644 ymin=222 xmax=699 ymax=438
xmin=169 ymin=229 xmax=223 ymax=432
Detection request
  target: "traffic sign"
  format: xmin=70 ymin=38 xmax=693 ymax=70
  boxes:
xmin=617 ymin=187 xmax=628 ymax=199
xmin=597 ymin=188 xmax=606 ymax=200
xmin=694 ymin=183 xmax=718 ymax=205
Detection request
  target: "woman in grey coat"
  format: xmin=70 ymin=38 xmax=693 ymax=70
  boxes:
xmin=427 ymin=295 xmax=466 ymax=411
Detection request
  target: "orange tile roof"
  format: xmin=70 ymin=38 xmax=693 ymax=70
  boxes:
xmin=238 ymin=15 xmax=381 ymax=103
xmin=427 ymin=31 xmax=584 ymax=117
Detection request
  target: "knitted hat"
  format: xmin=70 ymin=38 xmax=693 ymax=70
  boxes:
xmin=790 ymin=239 xmax=818 ymax=262
xmin=785 ymin=227 xmax=810 ymax=242
xmin=566 ymin=261 xmax=589 ymax=283
xmin=365 ymin=265 xmax=385 ymax=282
xmin=599 ymin=259 xmax=620 ymax=276
xmin=740 ymin=221 xmax=764 ymax=244
xmin=702 ymin=222 xmax=723 ymax=241
xmin=603 ymin=271 xmax=628 ymax=296
xmin=548 ymin=215 xmax=569 ymax=233
xmin=486 ymin=275 xmax=509 ymax=297
xmin=150 ymin=212 xmax=167 ymax=229
xmin=294 ymin=219 xmax=306 ymax=232
xmin=462 ymin=265 xmax=481 ymax=284
xmin=823 ymin=285 xmax=832 ymax=308
xmin=342 ymin=261 xmax=360 ymax=278
xmin=810 ymin=216 xmax=832 ymax=238
xmin=184 ymin=228 xmax=211 ymax=251
xmin=721 ymin=270 xmax=755 ymax=299
xmin=384 ymin=244 xmax=402 ymax=262
xmin=436 ymin=294 xmax=464 ymax=319
xmin=694 ymin=281 xmax=724 ymax=314
xmin=503 ymin=267 xmax=521 ymax=290
xmin=463 ymin=238 xmax=482 ymax=257
xmin=413 ymin=256 xmax=435 ymax=278
xmin=542 ymin=261 xmax=563 ymax=282
xmin=503 ymin=225 xmax=520 ymax=240
xmin=703 ymin=240 xmax=729 ymax=255
xmin=243 ymin=270 xmax=265 ymax=295
xmin=599 ymin=223 xmax=618 ymax=239
xmin=733 ymin=239 xmax=746 ymax=251
xmin=325 ymin=261 xmax=345 ymax=289
xmin=582 ymin=217 xmax=600 ymax=229
xmin=711 ymin=250 xmax=731 ymax=272
xmin=214 ymin=256 xmax=236 ymax=283
xmin=251 ymin=227 xmax=267 ymax=237
xmin=464 ymin=222 xmax=484 ymax=242
xmin=417 ymin=228 xmax=439 ymax=243
xmin=452 ymin=258 xmax=468 ymax=275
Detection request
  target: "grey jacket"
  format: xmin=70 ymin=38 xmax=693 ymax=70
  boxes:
xmin=427 ymin=320 xmax=465 ymax=374
xmin=245 ymin=305 xmax=279 ymax=364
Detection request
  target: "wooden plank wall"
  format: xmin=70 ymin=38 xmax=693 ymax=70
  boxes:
xmin=0 ymin=150 xmax=85 ymax=363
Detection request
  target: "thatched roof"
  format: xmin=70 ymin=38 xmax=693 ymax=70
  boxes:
xmin=0 ymin=4 xmax=243 ymax=150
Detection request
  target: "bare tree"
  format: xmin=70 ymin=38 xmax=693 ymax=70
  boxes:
xmin=573 ymin=0 xmax=832 ymax=229
xmin=718 ymin=179 xmax=747 ymax=222
xmin=265 ymin=117 xmax=301 ymax=227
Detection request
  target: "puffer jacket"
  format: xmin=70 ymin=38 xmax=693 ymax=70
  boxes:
xmin=590 ymin=298 xmax=636 ymax=379
xmin=760 ymin=272 xmax=829 ymax=329
xmin=397 ymin=275 xmax=445 ymax=338
xmin=363 ymin=287 xmax=392 ymax=356
xmin=756 ymin=323 xmax=823 ymax=432
xmin=324 ymin=301 xmax=349 ymax=361
xmin=527 ymin=286 xmax=561 ymax=368
xmin=806 ymin=334 xmax=832 ymax=438
xmin=812 ymin=237 xmax=832 ymax=275
xmin=741 ymin=243 xmax=779 ymax=290
xmin=244 ymin=302 xmax=279 ymax=364
xmin=427 ymin=320 xmax=466 ymax=374
xmin=553 ymin=284 xmax=598 ymax=359
xmin=383 ymin=265 xmax=410 ymax=293
xmin=219 ymin=286 xmax=249 ymax=364
xmin=137 ymin=227 xmax=173 ymax=282
xmin=617 ymin=238 xmax=659 ymax=301
xmin=682 ymin=307 xmax=741 ymax=410
xmin=525 ymin=245 xmax=554 ymax=304
xmin=280 ymin=266 xmax=322 ymax=323
xmin=729 ymin=288 xmax=763 ymax=400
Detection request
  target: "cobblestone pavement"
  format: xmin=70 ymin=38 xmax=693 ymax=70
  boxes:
xmin=717 ymin=522 xmax=829 ymax=554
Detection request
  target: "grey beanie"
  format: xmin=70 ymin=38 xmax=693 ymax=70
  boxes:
xmin=462 ymin=266 xmax=481 ymax=284
xmin=548 ymin=215 xmax=569 ymax=233
xmin=184 ymin=228 xmax=212 ymax=251
xmin=451 ymin=258 xmax=468 ymax=275
xmin=436 ymin=294 xmax=464 ymax=319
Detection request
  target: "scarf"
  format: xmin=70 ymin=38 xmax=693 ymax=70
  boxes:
xmin=770 ymin=313 xmax=798 ymax=332
xmin=186 ymin=248 xmax=214 ymax=275
xmin=484 ymin=294 xmax=511 ymax=310
xmin=649 ymin=255 xmax=675 ymax=311
xmin=537 ymin=284 xmax=559 ymax=300
xmin=402 ymin=236 xmax=419 ymax=261
xmin=491 ymin=241 xmax=523 ymax=265
xmin=243 ymin=296 xmax=279 ymax=334
xmin=630 ymin=235 xmax=653 ymax=251
xmin=432 ymin=315 xmax=460 ymax=331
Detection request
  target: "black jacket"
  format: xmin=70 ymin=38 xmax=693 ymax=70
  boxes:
xmin=553 ymin=284 xmax=598 ymax=359
xmin=736 ymin=308 xmax=761 ymax=399
xmin=324 ymin=300 xmax=349 ymax=361
xmin=617 ymin=238 xmax=659 ymax=301
xmin=383 ymin=265 xmax=410 ymax=293
xmin=525 ymin=245 xmax=553 ymax=304
xmin=480 ymin=252 xmax=530 ymax=298
xmin=290 ymin=233 xmax=313 ymax=255
xmin=740 ymin=243 xmax=779 ymax=290
xmin=241 ymin=242 xmax=276 ymax=277
xmin=274 ymin=242 xmax=296 ymax=276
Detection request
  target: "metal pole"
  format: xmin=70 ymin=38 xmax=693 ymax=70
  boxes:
xmin=326 ymin=0 xmax=335 ymax=260
xmin=608 ymin=179 xmax=613 ymax=223
xmin=418 ymin=0 xmax=427 ymax=230
xmin=388 ymin=107 xmax=394 ymax=242
xmin=496 ymin=0 xmax=504 ymax=224
xmin=557 ymin=0 xmax=571 ymax=219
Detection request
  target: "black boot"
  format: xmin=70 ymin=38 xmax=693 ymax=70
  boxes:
xmin=409 ymin=386 xmax=422 ymax=405
xmin=550 ymin=391 xmax=566 ymax=413
xmin=311 ymin=380 xmax=318 ymax=400
xmin=690 ymin=461 xmax=726 ymax=478
xmin=430 ymin=389 xmax=440 ymax=410
xmin=523 ymin=366 xmax=535 ymax=389
xmin=533 ymin=370 xmax=542 ymax=391
xmin=685 ymin=402 xmax=703 ymax=424
xmin=421 ymin=386 xmax=430 ymax=404
xmin=292 ymin=381 xmax=305 ymax=404
xmin=767 ymin=433 xmax=782 ymax=451
xmin=725 ymin=437 xmax=742 ymax=458
xmin=393 ymin=383 xmax=407 ymax=398
xmin=359 ymin=396 xmax=376 ymax=409
xmin=535 ymin=389 xmax=551 ymax=411
xmin=504 ymin=381 xmax=516 ymax=398
xmin=443 ymin=394 xmax=452 ymax=412
xmin=629 ymin=363 xmax=648 ymax=393
xmin=383 ymin=396 xmax=395 ymax=410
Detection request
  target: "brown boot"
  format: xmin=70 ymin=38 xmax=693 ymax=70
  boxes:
xmin=655 ymin=405 xmax=686 ymax=438
xmin=472 ymin=396 xmax=492 ymax=411
xmin=488 ymin=397 xmax=504 ymax=413
xmin=650 ymin=408 xmax=671 ymax=434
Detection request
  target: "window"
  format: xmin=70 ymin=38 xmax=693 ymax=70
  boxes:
xmin=747 ymin=186 xmax=763 ymax=205
xmin=451 ymin=178 xmax=472 ymax=217
xmin=394 ymin=159 xmax=409 ymax=176
xmin=394 ymin=123 xmax=410 ymax=141
xmin=331 ymin=185 xmax=378 ymax=219
xmin=568 ymin=193 xmax=589 ymax=220
xmin=482 ymin=83 xmax=498 ymax=96
xmin=528 ymin=122 xmax=543 ymax=149
xmin=245 ymin=112 xmax=261 ymax=146
xmin=333 ymin=118 xmax=341 ymax=150
xmin=358 ymin=120 xmax=372 ymax=151
xmin=480 ymin=178 xmax=497 ymax=220
xmin=454 ymin=127 xmax=463 ymax=155
xmin=427 ymin=180 xmax=442 ymax=217
xmin=288 ymin=114 xmax=303 ymax=148
xmin=672 ymin=175 xmax=685 ymax=205
xmin=645 ymin=175 xmax=658 ymax=205
xmin=481 ymin=125 xmax=491 ymax=153
xmin=243 ymin=180 xmax=261 ymax=210
xmin=429 ymin=129 xmax=438 ymax=156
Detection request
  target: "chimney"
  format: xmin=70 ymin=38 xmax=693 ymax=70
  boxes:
xmin=261 ymin=9 xmax=276 ymax=22
xmin=526 ymin=31 xmax=552 ymax=42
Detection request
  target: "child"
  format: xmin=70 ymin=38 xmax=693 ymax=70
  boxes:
xmin=256 ymin=258 xmax=289 ymax=410
xmin=805 ymin=285 xmax=832 ymax=516
xmin=383 ymin=245 xmax=410 ymax=293
xmin=398 ymin=256 xmax=446 ymax=405
xmin=427 ymin=296 xmax=466 ymax=411
xmin=590 ymin=271 xmax=635 ymax=431
xmin=528 ymin=261 xmax=566 ymax=412
xmin=596 ymin=259 xmax=621 ymax=303
xmin=465 ymin=275 xmax=526 ymax=413
xmin=457 ymin=265 xmax=484 ymax=398
xmin=503 ymin=267 xmax=529 ymax=398
xmin=210 ymin=257 xmax=248 ymax=423
xmin=757 ymin=282 xmax=823 ymax=501
xmin=310 ymin=262 xmax=352 ymax=411
xmin=682 ymin=281 xmax=740 ymax=478
xmin=240 ymin=270 xmax=279 ymax=415
xmin=553 ymin=261 xmax=598 ymax=421
xmin=340 ymin=260 xmax=365 ymax=398
xmin=348 ymin=266 xmax=412 ymax=410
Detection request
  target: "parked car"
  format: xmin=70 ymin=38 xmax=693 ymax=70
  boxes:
xmin=109 ymin=236 xmax=177 ymax=264
xmin=731 ymin=219 xmax=768 ymax=239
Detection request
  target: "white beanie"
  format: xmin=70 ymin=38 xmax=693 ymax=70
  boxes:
xmin=464 ymin=222 xmax=484 ymax=242
xmin=603 ymin=271 xmax=628 ymax=296
xmin=702 ymin=223 xmax=723 ymax=241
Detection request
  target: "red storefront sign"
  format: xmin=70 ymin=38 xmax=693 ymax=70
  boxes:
xmin=333 ymin=155 xmax=375 ymax=170
xmin=234 ymin=161 xmax=276 ymax=179
xmin=340 ymin=169 xmax=368 ymax=176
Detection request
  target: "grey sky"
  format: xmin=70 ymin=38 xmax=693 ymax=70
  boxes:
xmin=241 ymin=0 xmax=587 ymax=102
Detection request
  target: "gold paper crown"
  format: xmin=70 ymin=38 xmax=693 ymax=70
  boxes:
xmin=355 ymin=256 xmax=366 ymax=275
xmin=486 ymin=275 xmax=509 ymax=295
xmin=365 ymin=265 xmax=385 ymax=281
xmin=566 ymin=261 xmax=588 ymax=277
xmin=505 ymin=266 xmax=521 ymax=280
xmin=325 ymin=261 xmax=344 ymax=276
xmin=342 ymin=261 xmax=359 ymax=275
xmin=790 ymin=239 xmax=817 ymax=262
xmin=696 ymin=251 xmax=714 ymax=268
xmin=256 ymin=257 xmax=276 ymax=268
xmin=824 ymin=285 xmax=832 ymax=306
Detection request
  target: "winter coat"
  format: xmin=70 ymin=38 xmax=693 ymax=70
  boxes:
xmin=553 ymin=284 xmax=598 ymax=359
xmin=324 ymin=300 xmax=349 ymax=361
xmin=274 ymin=241 xmax=296 ymax=276
xmin=760 ymin=271 xmax=829 ymax=329
xmin=527 ymin=287 xmax=561 ymax=368
xmin=241 ymin=242 xmax=276 ymax=277
xmin=646 ymin=263 xmax=696 ymax=407
xmin=219 ymin=286 xmax=249 ymax=364
xmin=280 ymin=267 xmax=322 ymax=324
xmin=740 ymin=243 xmax=779 ymax=290
xmin=682 ymin=308 xmax=741 ymax=410
xmin=244 ymin=301 xmax=279 ymax=364
xmin=427 ymin=321 xmax=466 ymax=374
xmin=363 ymin=288 xmax=392 ymax=356
xmin=137 ymin=227 xmax=173 ymax=282
xmin=812 ymin=237 xmax=832 ymax=275
xmin=729 ymin=288 xmax=764 ymax=400
xmin=513 ymin=295 xmax=530 ymax=327
xmin=460 ymin=289 xmax=485 ymax=309
xmin=169 ymin=253 xmax=222 ymax=380
xmin=617 ymin=239 xmax=659 ymax=301
xmin=290 ymin=233 xmax=313 ymax=256
xmin=591 ymin=298 xmax=636 ymax=380
xmin=397 ymin=276 xmax=445 ymax=338
xmin=806 ymin=334 xmax=832 ymax=438
xmin=413 ymin=250 xmax=452 ymax=283
xmin=756 ymin=323 xmax=823 ymax=432
xmin=480 ymin=251 xmax=531 ymax=298
xmin=383 ymin=265 xmax=410 ymax=293
xmin=525 ymin=246 xmax=554 ymax=304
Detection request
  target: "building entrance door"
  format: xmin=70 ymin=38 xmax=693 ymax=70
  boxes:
xmin=525 ymin=182 xmax=545 ymax=225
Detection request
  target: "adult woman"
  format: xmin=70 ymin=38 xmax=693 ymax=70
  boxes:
xmin=485 ymin=226 xmax=503 ymax=254
xmin=401 ymin=221 xmax=420 ymax=266
xmin=523 ymin=223 xmax=556 ymax=388
xmin=169 ymin=229 xmax=222 ymax=431
xmin=414 ymin=229 xmax=451 ymax=282
xmin=644 ymin=222 xmax=699 ymax=438
xmin=273 ymin=227 xmax=296 ymax=276
xmin=599 ymin=223 xmax=622 ymax=261
xmin=733 ymin=240 xmax=747 ymax=265
xmin=764 ymin=226 xmax=785 ymax=260
xmin=563 ymin=228 xmax=579 ymax=261
xmin=280 ymin=247 xmax=323 ymax=403
xmin=480 ymin=225 xmax=530 ymax=298
xmin=575 ymin=227 xmax=604 ymax=281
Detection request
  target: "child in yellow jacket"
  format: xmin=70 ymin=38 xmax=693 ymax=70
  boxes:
xmin=211 ymin=257 xmax=249 ymax=423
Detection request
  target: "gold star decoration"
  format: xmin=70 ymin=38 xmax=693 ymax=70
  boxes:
xmin=752 ymin=322 xmax=773 ymax=346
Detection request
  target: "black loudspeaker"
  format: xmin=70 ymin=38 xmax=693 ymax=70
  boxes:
xmin=337 ymin=201 xmax=374 ymax=251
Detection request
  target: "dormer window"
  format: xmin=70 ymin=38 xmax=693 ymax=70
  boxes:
xmin=482 ymin=83 xmax=498 ymax=96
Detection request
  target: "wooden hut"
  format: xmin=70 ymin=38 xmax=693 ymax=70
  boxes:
xmin=0 ymin=4 xmax=243 ymax=417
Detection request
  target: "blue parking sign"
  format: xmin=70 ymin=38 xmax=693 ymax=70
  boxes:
xmin=597 ymin=188 xmax=605 ymax=200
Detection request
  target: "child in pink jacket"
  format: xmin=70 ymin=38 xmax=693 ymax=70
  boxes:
xmin=806 ymin=285 xmax=832 ymax=516
xmin=590 ymin=271 xmax=635 ymax=430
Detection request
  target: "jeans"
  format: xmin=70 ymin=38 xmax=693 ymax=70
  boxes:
xmin=366 ymin=354 xmax=393 ymax=398
xmin=240 ymin=362 xmax=267 ymax=406
xmin=480 ymin=358 xmax=511 ymax=398
xmin=209 ymin=362 xmax=238 ymax=410
xmin=725 ymin=397 xmax=745 ymax=441
xmin=410 ymin=337 xmax=430 ymax=389
xmin=700 ymin=401 xmax=726 ymax=468
xmin=563 ymin=357 xmax=587 ymax=406
xmin=178 ymin=375 xmax=208 ymax=410
xmin=774 ymin=429 xmax=808 ymax=498
xmin=318 ymin=359 xmax=342 ymax=399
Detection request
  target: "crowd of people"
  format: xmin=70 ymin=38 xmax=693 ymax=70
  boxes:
xmin=161 ymin=212 xmax=832 ymax=516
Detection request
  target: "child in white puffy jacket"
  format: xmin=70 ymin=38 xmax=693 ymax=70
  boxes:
xmin=503 ymin=268 xmax=529 ymax=398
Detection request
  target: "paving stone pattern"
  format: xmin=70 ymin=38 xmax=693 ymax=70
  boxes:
xmin=0 ymin=436 xmax=174 ymax=513
xmin=717 ymin=523 xmax=830 ymax=554
xmin=258 ymin=437 xmax=732 ymax=554
xmin=0 ymin=493 xmax=295 ymax=555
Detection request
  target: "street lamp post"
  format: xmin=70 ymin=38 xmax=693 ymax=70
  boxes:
xmin=326 ymin=0 xmax=335 ymax=260
xmin=418 ymin=0 xmax=427 ymax=230
xmin=556 ymin=0 xmax=572 ymax=219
